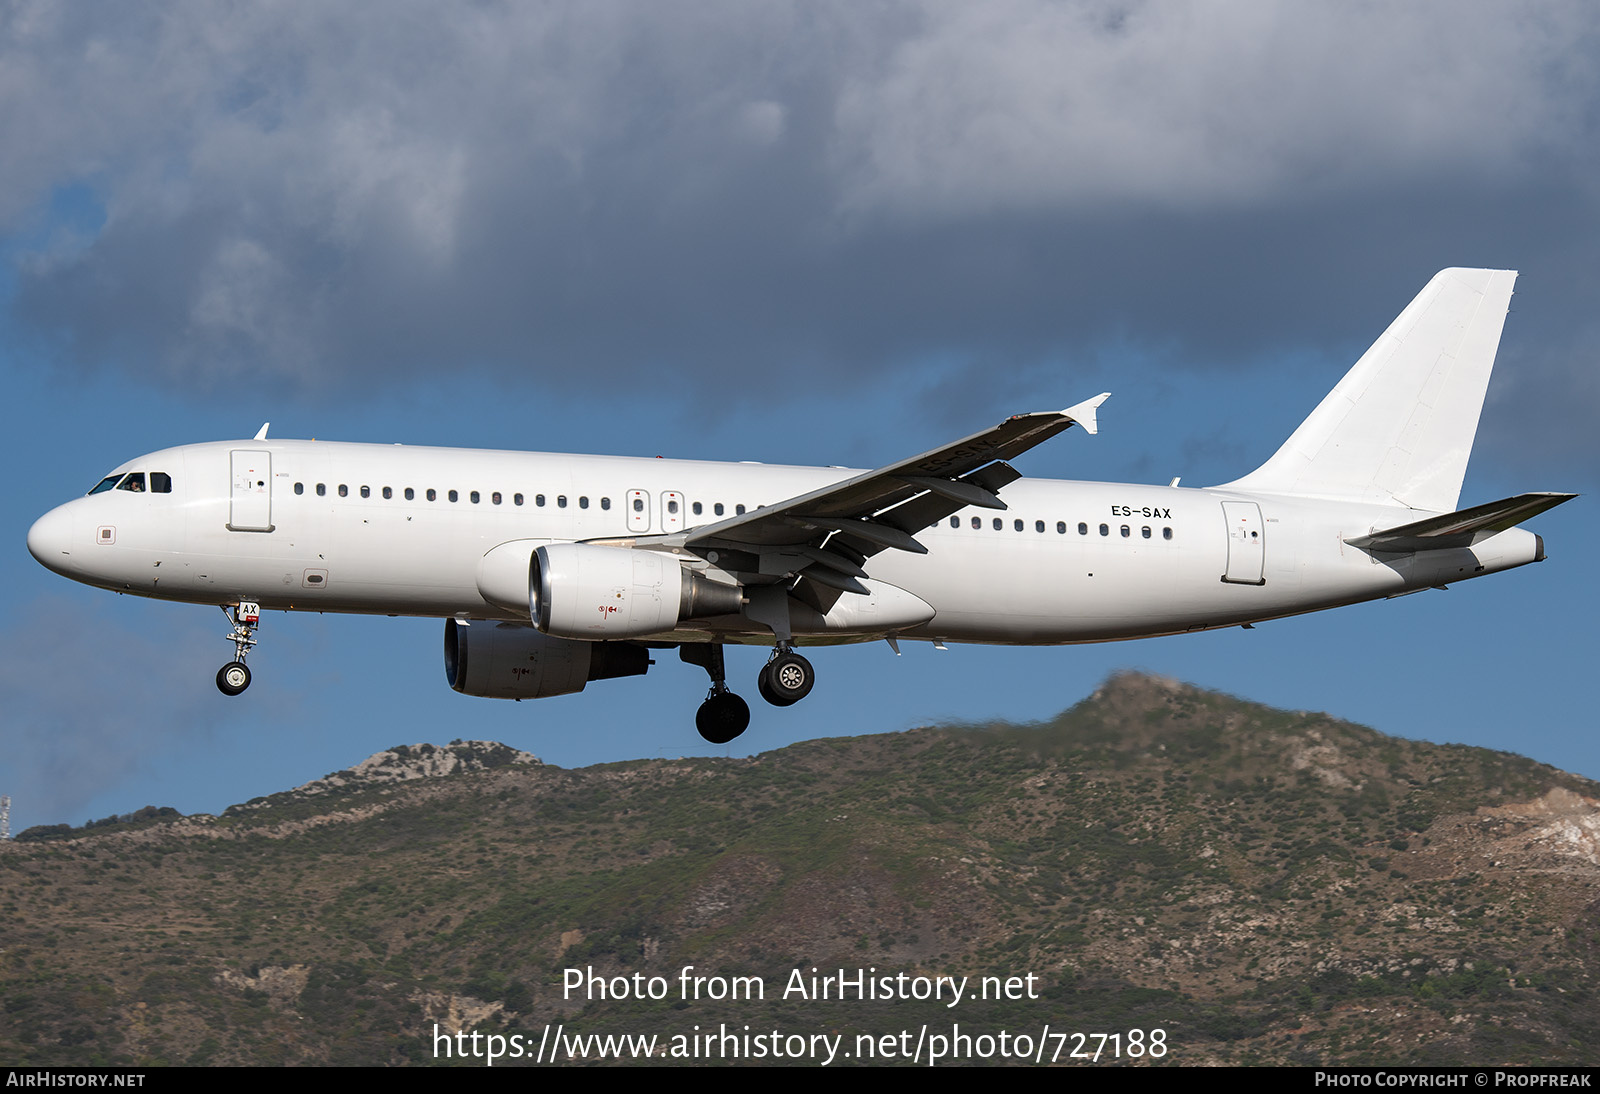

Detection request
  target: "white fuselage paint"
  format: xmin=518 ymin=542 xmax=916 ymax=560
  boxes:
xmin=27 ymin=438 xmax=1542 ymax=648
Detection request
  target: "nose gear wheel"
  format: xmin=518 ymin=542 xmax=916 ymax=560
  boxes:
xmin=216 ymin=602 xmax=260 ymax=696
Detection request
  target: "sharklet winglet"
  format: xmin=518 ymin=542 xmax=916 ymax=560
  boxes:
xmin=1063 ymin=393 xmax=1110 ymax=436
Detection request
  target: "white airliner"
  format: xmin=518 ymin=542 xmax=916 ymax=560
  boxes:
xmin=27 ymin=269 xmax=1574 ymax=743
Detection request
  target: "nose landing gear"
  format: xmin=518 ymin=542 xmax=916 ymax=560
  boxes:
xmin=216 ymin=601 xmax=260 ymax=696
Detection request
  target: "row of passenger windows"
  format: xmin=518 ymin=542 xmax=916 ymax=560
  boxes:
xmin=291 ymin=482 xmax=752 ymax=516
xmin=286 ymin=479 xmax=1164 ymax=538
xmin=292 ymin=482 xmax=600 ymax=507
xmin=87 ymin=472 xmax=172 ymax=495
xmin=947 ymin=514 xmax=1175 ymax=540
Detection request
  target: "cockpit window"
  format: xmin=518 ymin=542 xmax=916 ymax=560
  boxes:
xmin=150 ymin=472 xmax=172 ymax=493
xmin=88 ymin=475 xmax=122 ymax=495
xmin=116 ymin=473 xmax=147 ymax=493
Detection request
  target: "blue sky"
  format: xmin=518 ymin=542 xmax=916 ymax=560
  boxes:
xmin=3 ymin=2 xmax=1597 ymax=833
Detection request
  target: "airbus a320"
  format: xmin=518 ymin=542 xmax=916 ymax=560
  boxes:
xmin=28 ymin=269 xmax=1573 ymax=742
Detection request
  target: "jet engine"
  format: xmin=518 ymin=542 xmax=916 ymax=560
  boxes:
xmin=532 ymin=543 xmax=743 ymax=640
xmin=444 ymin=618 xmax=650 ymax=699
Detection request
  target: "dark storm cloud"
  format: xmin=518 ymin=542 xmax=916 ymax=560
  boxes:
xmin=4 ymin=1 xmax=1599 ymax=477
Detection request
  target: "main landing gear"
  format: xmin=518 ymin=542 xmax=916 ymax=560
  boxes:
xmin=216 ymin=601 xmax=260 ymax=697
xmin=681 ymin=642 xmax=817 ymax=744
xmin=757 ymin=645 xmax=814 ymax=707
xmin=681 ymin=644 xmax=749 ymax=744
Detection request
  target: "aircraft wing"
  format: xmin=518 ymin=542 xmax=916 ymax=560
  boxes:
xmin=1344 ymin=492 xmax=1577 ymax=551
xmin=663 ymin=395 xmax=1109 ymax=590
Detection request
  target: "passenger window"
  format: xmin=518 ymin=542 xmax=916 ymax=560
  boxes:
xmin=714 ymin=503 xmax=725 ymax=516
xmin=1163 ymin=527 xmax=1173 ymax=540
xmin=116 ymin=473 xmax=146 ymax=492
xmin=736 ymin=504 xmax=746 ymax=515
xmin=316 ymin=483 xmax=327 ymax=497
xmin=1014 ymin=519 xmax=1023 ymax=532
xmin=693 ymin=502 xmax=703 ymax=515
xmin=667 ymin=499 xmax=677 ymax=514
xmin=558 ymin=495 xmax=567 ymax=508
xmin=339 ymin=485 xmax=348 ymax=497
xmin=294 ymin=482 xmax=304 ymax=495
xmin=150 ymin=472 xmax=172 ymax=493
xmin=360 ymin=486 xmax=371 ymax=499
xmin=492 ymin=491 xmax=502 ymax=505
xmin=1142 ymin=526 xmax=1151 ymax=539
xmin=1099 ymin=524 xmax=1109 ymax=536
xmin=950 ymin=516 xmax=960 ymax=528
xmin=992 ymin=518 xmax=1002 ymax=531
xmin=632 ymin=497 xmax=644 ymax=512
xmin=536 ymin=494 xmax=545 ymax=506
xmin=1036 ymin=520 xmax=1045 ymax=533
xmin=405 ymin=487 xmax=415 ymax=501
xmin=470 ymin=490 xmax=480 ymax=503
xmin=514 ymin=493 xmax=524 ymax=506
xmin=448 ymin=490 xmax=459 ymax=502
xmin=1121 ymin=525 xmax=1130 ymax=537
xmin=971 ymin=516 xmax=981 ymax=529
xmin=1078 ymin=522 xmax=1088 ymax=535
xmin=383 ymin=487 xmax=393 ymax=500
xmin=600 ymin=497 xmax=611 ymax=510
xmin=579 ymin=496 xmax=589 ymax=509
xmin=427 ymin=488 xmax=437 ymax=501
xmin=88 ymin=475 xmax=122 ymax=495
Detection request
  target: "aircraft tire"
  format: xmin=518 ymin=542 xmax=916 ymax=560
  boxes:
xmin=696 ymin=692 xmax=749 ymax=744
xmin=760 ymin=651 xmax=814 ymax=707
xmin=757 ymin=666 xmax=783 ymax=706
xmin=216 ymin=661 xmax=252 ymax=696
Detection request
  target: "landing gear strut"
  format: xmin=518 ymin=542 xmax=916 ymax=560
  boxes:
xmin=216 ymin=601 xmax=260 ymax=697
xmin=757 ymin=645 xmax=814 ymax=707
xmin=681 ymin=644 xmax=750 ymax=744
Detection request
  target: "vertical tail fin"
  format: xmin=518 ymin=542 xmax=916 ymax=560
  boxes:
xmin=1222 ymin=268 xmax=1517 ymax=512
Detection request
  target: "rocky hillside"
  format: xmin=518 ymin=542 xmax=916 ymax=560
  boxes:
xmin=2 ymin=674 xmax=1596 ymax=1066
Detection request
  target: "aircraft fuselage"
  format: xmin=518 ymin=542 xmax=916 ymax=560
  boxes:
xmin=27 ymin=437 xmax=1543 ymax=647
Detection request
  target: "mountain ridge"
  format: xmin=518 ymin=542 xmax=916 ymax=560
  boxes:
xmin=3 ymin=671 xmax=1597 ymax=1065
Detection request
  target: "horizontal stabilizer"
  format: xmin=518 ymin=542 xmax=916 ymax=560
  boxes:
xmin=1344 ymin=492 xmax=1576 ymax=551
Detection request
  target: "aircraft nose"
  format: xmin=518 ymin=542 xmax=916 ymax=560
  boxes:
xmin=27 ymin=505 xmax=76 ymax=574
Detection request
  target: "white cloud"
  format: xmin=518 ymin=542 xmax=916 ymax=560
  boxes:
xmin=830 ymin=1 xmax=1600 ymax=217
xmin=1 ymin=0 xmax=1597 ymax=468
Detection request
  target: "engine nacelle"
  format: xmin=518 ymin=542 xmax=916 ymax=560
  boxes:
xmin=444 ymin=618 xmax=649 ymax=699
xmin=532 ymin=543 xmax=742 ymax=639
